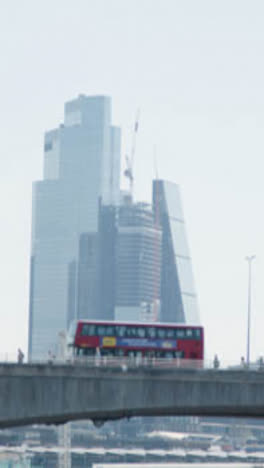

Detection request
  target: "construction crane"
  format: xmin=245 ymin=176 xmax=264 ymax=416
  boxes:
xmin=124 ymin=109 xmax=140 ymax=198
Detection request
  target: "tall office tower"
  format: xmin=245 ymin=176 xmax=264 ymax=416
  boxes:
xmin=77 ymin=203 xmax=117 ymax=321
xmin=28 ymin=95 xmax=121 ymax=360
xmin=114 ymin=194 xmax=162 ymax=322
xmin=77 ymin=194 xmax=162 ymax=323
xmin=153 ymin=180 xmax=200 ymax=324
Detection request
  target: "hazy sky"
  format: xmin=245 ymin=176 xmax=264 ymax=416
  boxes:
xmin=0 ymin=0 xmax=264 ymax=364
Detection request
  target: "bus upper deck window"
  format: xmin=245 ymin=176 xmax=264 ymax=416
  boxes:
xmin=116 ymin=326 xmax=126 ymax=337
xmin=97 ymin=326 xmax=106 ymax=336
xmin=81 ymin=324 xmax=89 ymax=335
xmin=126 ymin=327 xmax=137 ymax=337
xmin=186 ymin=329 xmax=193 ymax=338
xmin=166 ymin=328 xmax=174 ymax=339
xmin=146 ymin=327 xmax=156 ymax=339
xmin=105 ymin=325 xmax=115 ymax=336
xmin=81 ymin=325 xmax=96 ymax=336
xmin=176 ymin=329 xmax=185 ymax=338
xmin=137 ymin=327 xmax=146 ymax=338
xmin=88 ymin=325 xmax=96 ymax=336
xmin=195 ymin=329 xmax=201 ymax=338
xmin=157 ymin=328 xmax=166 ymax=339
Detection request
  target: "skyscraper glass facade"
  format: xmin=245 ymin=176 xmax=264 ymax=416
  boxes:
xmin=28 ymin=95 xmax=121 ymax=360
xmin=153 ymin=180 xmax=200 ymax=324
xmin=114 ymin=198 xmax=162 ymax=322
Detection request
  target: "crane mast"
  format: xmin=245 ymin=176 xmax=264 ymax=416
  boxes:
xmin=124 ymin=109 xmax=140 ymax=198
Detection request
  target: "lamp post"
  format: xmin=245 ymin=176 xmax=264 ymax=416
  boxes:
xmin=245 ymin=255 xmax=256 ymax=366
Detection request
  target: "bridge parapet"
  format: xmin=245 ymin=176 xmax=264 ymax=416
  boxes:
xmin=1 ymin=363 xmax=264 ymax=428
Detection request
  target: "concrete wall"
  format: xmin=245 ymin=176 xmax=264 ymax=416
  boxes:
xmin=1 ymin=364 xmax=264 ymax=428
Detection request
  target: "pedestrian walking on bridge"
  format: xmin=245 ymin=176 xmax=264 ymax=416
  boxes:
xmin=213 ymin=354 xmax=220 ymax=369
xmin=17 ymin=348 xmax=24 ymax=364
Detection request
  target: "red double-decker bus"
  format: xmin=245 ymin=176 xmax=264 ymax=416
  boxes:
xmin=68 ymin=320 xmax=204 ymax=361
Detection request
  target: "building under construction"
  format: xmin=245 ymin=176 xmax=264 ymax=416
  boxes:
xmin=115 ymin=193 xmax=162 ymax=322
xmin=75 ymin=192 xmax=162 ymax=323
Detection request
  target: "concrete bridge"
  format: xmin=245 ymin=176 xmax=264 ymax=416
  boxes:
xmin=1 ymin=363 xmax=264 ymax=428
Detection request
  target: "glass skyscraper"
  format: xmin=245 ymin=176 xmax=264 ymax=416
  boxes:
xmin=76 ymin=195 xmax=162 ymax=324
xmin=28 ymin=95 xmax=121 ymax=360
xmin=114 ymin=196 xmax=162 ymax=322
xmin=153 ymin=179 xmax=200 ymax=324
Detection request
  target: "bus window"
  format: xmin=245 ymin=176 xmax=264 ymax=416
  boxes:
xmin=186 ymin=329 xmax=193 ymax=338
xmin=81 ymin=324 xmax=96 ymax=336
xmin=78 ymin=347 xmax=95 ymax=356
xmin=116 ymin=326 xmax=126 ymax=337
xmin=194 ymin=329 xmax=201 ymax=338
xmin=166 ymin=328 xmax=175 ymax=339
xmin=146 ymin=327 xmax=156 ymax=339
xmin=174 ymin=351 xmax=184 ymax=358
xmin=176 ymin=329 xmax=185 ymax=338
xmin=135 ymin=350 xmax=143 ymax=357
xmin=115 ymin=348 xmax=125 ymax=356
xmin=81 ymin=325 xmax=88 ymax=336
xmin=101 ymin=349 xmax=115 ymax=356
xmin=126 ymin=327 xmax=137 ymax=337
xmin=164 ymin=351 xmax=173 ymax=359
xmin=145 ymin=350 xmax=155 ymax=358
xmin=105 ymin=325 xmax=115 ymax=336
xmin=88 ymin=325 xmax=96 ymax=336
xmin=97 ymin=325 xmax=106 ymax=336
xmin=137 ymin=327 xmax=146 ymax=338
xmin=157 ymin=328 xmax=166 ymax=339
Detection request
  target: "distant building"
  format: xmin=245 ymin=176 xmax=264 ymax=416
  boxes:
xmin=77 ymin=203 xmax=117 ymax=321
xmin=153 ymin=179 xmax=200 ymax=324
xmin=28 ymin=95 xmax=121 ymax=360
xmin=76 ymin=193 xmax=162 ymax=323
xmin=114 ymin=194 xmax=162 ymax=322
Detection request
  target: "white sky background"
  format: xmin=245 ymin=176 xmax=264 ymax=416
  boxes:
xmin=0 ymin=0 xmax=263 ymax=364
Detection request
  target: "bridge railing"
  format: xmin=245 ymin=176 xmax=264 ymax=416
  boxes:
xmin=61 ymin=356 xmax=206 ymax=370
xmin=0 ymin=353 xmax=17 ymax=363
xmin=1 ymin=353 xmax=264 ymax=372
xmin=17 ymin=356 xmax=264 ymax=371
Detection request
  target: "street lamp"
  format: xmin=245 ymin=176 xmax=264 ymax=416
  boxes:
xmin=245 ymin=255 xmax=256 ymax=366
